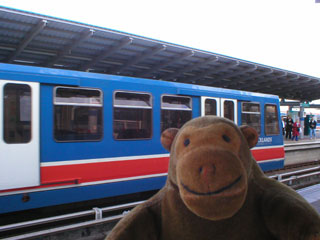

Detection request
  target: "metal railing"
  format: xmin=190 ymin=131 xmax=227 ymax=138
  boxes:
xmin=2 ymin=166 xmax=320 ymax=239
xmin=284 ymin=141 xmax=320 ymax=151
xmin=269 ymin=166 xmax=320 ymax=185
xmin=0 ymin=200 xmax=144 ymax=235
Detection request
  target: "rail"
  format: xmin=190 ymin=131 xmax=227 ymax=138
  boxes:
xmin=3 ymin=215 xmax=122 ymax=240
xmin=2 ymin=166 xmax=320 ymax=239
xmin=0 ymin=200 xmax=144 ymax=237
xmin=284 ymin=141 xmax=320 ymax=151
xmin=269 ymin=166 xmax=320 ymax=186
xmin=269 ymin=166 xmax=320 ymax=180
xmin=283 ymin=141 xmax=320 ymax=167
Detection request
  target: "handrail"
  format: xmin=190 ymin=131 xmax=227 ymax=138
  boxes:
xmin=2 ymin=165 xmax=320 ymax=237
xmin=284 ymin=141 xmax=320 ymax=147
xmin=5 ymin=215 xmax=124 ymax=240
xmin=0 ymin=200 xmax=144 ymax=232
xmin=280 ymin=171 xmax=320 ymax=184
xmin=268 ymin=166 xmax=320 ymax=180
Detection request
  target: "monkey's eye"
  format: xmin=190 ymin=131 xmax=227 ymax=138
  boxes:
xmin=184 ymin=139 xmax=190 ymax=147
xmin=222 ymin=135 xmax=231 ymax=143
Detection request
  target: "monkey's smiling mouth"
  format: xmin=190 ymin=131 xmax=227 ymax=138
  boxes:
xmin=181 ymin=176 xmax=242 ymax=196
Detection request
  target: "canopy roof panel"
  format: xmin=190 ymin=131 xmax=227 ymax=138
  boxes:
xmin=0 ymin=6 xmax=319 ymax=101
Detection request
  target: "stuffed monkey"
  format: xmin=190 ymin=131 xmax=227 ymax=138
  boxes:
xmin=106 ymin=116 xmax=320 ymax=240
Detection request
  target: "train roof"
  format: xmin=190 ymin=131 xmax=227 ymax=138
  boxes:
xmin=0 ymin=6 xmax=319 ymax=101
xmin=0 ymin=62 xmax=279 ymax=101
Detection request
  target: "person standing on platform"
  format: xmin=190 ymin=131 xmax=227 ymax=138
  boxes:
xmin=285 ymin=116 xmax=294 ymax=140
xmin=309 ymin=117 xmax=317 ymax=139
xmin=292 ymin=120 xmax=300 ymax=141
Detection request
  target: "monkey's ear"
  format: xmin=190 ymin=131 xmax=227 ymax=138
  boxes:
xmin=161 ymin=128 xmax=179 ymax=151
xmin=240 ymin=125 xmax=258 ymax=149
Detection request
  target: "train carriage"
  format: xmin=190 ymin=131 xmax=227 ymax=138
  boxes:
xmin=0 ymin=62 xmax=284 ymax=214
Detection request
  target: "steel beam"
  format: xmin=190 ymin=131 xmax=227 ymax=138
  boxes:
xmin=111 ymin=44 xmax=166 ymax=74
xmin=212 ymin=65 xmax=259 ymax=88
xmin=162 ymin=56 xmax=219 ymax=81
xmin=212 ymin=64 xmax=257 ymax=82
xmin=7 ymin=19 xmax=47 ymax=63
xmin=246 ymin=71 xmax=288 ymax=91
xmin=226 ymin=68 xmax=274 ymax=88
xmin=46 ymin=29 xmax=94 ymax=67
xmin=139 ymin=50 xmax=194 ymax=78
xmin=269 ymin=75 xmax=301 ymax=89
xmin=80 ymin=37 xmax=133 ymax=71
xmin=190 ymin=60 xmax=240 ymax=84
xmin=289 ymin=79 xmax=319 ymax=92
xmin=227 ymin=68 xmax=273 ymax=90
xmin=242 ymin=68 xmax=273 ymax=80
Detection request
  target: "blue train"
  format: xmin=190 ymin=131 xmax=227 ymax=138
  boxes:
xmin=0 ymin=62 xmax=284 ymax=214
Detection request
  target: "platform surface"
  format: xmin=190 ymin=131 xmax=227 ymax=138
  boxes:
xmin=284 ymin=135 xmax=320 ymax=144
xmin=297 ymin=183 xmax=320 ymax=213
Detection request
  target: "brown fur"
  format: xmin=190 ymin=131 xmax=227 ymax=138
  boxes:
xmin=106 ymin=116 xmax=320 ymax=240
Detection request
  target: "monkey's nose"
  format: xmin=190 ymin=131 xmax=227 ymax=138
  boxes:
xmin=199 ymin=164 xmax=216 ymax=183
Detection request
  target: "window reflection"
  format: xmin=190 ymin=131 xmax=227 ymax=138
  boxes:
xmin=265 ymin=104 xmax=280 ymax=135
xmin=204 ymin=99 xmax=217 ymax=116
xmin=161 ymin=95 xmax=192 ymax=132
xmin=4 ymin=84 xmax=31 ymax=143
xmin=54 ymin=87 xmax=103 ymax=141
xmin=241 ymin=102 xmax=261 ymax=134
xmin=224 ymin=101 xmax=234 ymax=121
xmin=113 ymin=91 xmax=152 ymax=140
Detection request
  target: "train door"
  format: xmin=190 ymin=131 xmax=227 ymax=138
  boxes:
xmin=201 ymin=97 xmax=220 ymax=117
xmin=221 ymin=98 xmax=237 ymax=124
xmin=201 ymin=97 xmax=237 ymax=124
xmin=0 ymin=80 xmax=40 ymax=190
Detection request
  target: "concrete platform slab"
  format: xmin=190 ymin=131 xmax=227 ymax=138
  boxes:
xmin=297 ymin=183 xmax=320 ymax=213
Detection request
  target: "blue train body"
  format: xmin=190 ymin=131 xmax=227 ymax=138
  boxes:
xmin=0 ymin=63 xmax=284 ymax=214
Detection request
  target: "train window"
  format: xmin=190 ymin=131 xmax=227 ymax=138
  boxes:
xmin=241 ymin=102 xmax=261 ymax=134
xmin=224 ymin=100 xmax=234 ymax=121
xmin=265 ymin=104 xmax=280 ymax=135
xmin=113 ymin=91 xmax=152 ymax=140
xmin=204 ymin=99 xmax=217 ymax=116
xmin=54 ymin=87 xmax=103 ymax=142
xmin=161 ymin=95 xmax=192 ymax=132
xmin=3 ymin=83 xmax=31 ymax=143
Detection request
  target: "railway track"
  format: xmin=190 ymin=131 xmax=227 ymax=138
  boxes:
xmin=283 ymin=141 xmax=320 ymax=166
xmin=268 ymin=165 xmax=320 ymax=190
xmin=1 ymin=165 xmax=320 ymax=240
xmin=1 ymin=141 xmax=320 ymax=240
xmin=0 ymin=201 xmax=143 ymax=239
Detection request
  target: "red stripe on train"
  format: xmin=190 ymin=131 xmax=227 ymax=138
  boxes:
xmin=40 ymin=147 xmax=283 ymax=185
xmin=251 ymin=147 xmax=284 ymax=162
xmin=1 ymin=147 xmax=284 ymax=193
xmin=40 ymin=157 xmax=170 ymax=185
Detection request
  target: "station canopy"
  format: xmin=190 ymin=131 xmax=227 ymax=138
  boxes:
xmin=0 ymin=6 xmax=320 ymax=101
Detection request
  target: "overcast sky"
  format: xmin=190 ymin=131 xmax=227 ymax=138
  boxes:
xmin=0 ymin=0 xmax=320 ymax=79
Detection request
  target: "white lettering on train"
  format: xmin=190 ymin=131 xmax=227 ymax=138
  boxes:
xmin=258 ymin=137 xmax=272 ymax=143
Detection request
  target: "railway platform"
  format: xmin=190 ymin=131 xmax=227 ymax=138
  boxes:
xmin=1 ymin=183 xmax=319 ymax=240
xmin=297 ymin=183 xmax=320 ymax=213
xmin=283 ymin=137 xmax=320 ymax=213
xmin=283 ymin=128 xmax=320 ymax=143
xmin=283 ymin=136 xmax=320 ymax=144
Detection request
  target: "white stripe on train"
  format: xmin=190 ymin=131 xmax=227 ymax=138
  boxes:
xmin=41 ymin=145 xmax=284 ymax=167
xmin=41 ymin=153 xmax=170 ymax=167
xmin=0 ymin=173 xmax=169 ymax=196
xmin=2 ymin=156 xmax=284 ymax=196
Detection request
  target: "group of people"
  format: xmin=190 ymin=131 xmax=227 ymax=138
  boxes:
xmin=284 ymin=116 xmax=300 ymax=141
xmin=309 ymin=116 xmax=317 ymax=139
xmin=283 ymin=116 xmax=317 ymax=141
